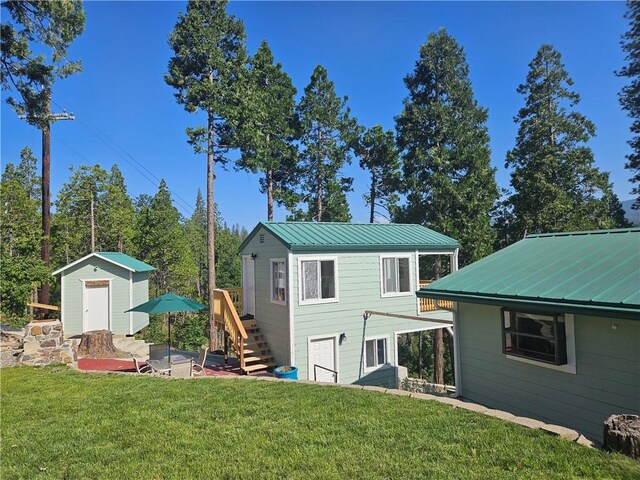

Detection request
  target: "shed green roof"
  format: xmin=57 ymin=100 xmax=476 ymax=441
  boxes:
xmin=98 ymin=252 xmax=155 ymax=272
xmin=240 ymin=222 xmax=460 ymax=253
xmin=417 ymin=228 xmax=640 ymax=319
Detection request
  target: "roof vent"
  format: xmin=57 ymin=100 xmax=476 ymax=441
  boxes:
xmin=259 ymin=234 xmax=265 ymax=244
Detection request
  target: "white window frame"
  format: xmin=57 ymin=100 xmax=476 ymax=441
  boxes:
xmin=363 ymin=335 xmax=391 ymax=373
xmin=380 ymin=255 xmax=413 ymax=298
xmin=505 ymin=313 xmax=576 ymax=374
xmin=297 ymin=256 xmax=339 ymax=306
xmin=270 ymin=258 xmax=287 ymax=306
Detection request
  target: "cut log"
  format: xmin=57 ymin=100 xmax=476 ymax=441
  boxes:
xmin=77 ymin=330 xmax=129 ymax=359
xmin=603 ymin=414 xmax=640 ymax=460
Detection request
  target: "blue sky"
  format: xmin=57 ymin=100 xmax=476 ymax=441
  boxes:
xmin=1 ymin=1 xmax=632 ymax=228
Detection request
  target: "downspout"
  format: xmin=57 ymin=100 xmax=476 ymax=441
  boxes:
xmin=129 ymin=271 xmax=133 ymax=335
xmin=451 ymin=247 xmax=461 ymax=397
xmin=288 ymin=251 xmax=295 ymax=367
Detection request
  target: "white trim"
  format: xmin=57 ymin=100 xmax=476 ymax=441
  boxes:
xmin=393 ymin=325 xmax=447 ymax=368
xmin=81 ymin=278 xmax=112 ymax=333
xmin=269 ymin=258 xmax=287 ymax=306
xmin=287 ymin=252 xmax=295 ymax=366
xmin=297 ymin=256 xmax=339 ymax=306
xmin=128 ymin=271 xmax=133 ymax=335
xmin=307 ymin=333 xmax=339 ymax=382
xmin=379 ymin=254 xmax=414 ymax=298
xmin=363 ymin=334 xmax=391 ymax=373
xmin=505 ymin=313 xmax=576 ymax=374
xmin=52 ymin=252 xmax=137 ymax=275
xmin=60 ymin=273 xmax=66 ymax=329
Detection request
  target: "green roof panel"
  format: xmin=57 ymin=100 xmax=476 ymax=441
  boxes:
xmin=418 ymin=228 xmax=640 ymax=318
xmin=98 ymin=252 xmax=156 ymax=272
xmin=241 ymin=222 xmax=460 ymax=253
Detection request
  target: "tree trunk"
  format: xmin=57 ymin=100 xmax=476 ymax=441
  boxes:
xmin=39 ymin=94 xmax=51 ymax=307
xmin=369 ymin=171 xmax=376 ymax=223
xmin=207 ymin=111 xmax=221 ymax=351
xmin=446 ymin=328 xmax=455 ymax=385
xmin=78 ymin=330 xmax=127 ymax=358
xmin=267 ymin=167 xmax=274 ymax=221
xmin=433 ymin=329 xmax=444 ymax=385
xmin=603 ymin=415 xmax=640 ymax=459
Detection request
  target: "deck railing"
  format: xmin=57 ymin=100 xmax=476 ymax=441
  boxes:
xmin=213 ymin=289 xmax=248 ymax=368
xmin=418 ymin=280 xmax=454 ymax=312
xmin=222 ymin=288 xmax=243 ymax=316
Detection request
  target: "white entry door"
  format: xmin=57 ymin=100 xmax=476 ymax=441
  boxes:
xmin=309 ymin=337 xmax=337 ymax=382
xmin=85 ymin=281 xmax=110 ymax=331
xmin=242 ymin=256 xmax=255 ymax=316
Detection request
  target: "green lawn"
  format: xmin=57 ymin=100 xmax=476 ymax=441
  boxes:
xmin=2 ymin=367 xmax=638 ymax=479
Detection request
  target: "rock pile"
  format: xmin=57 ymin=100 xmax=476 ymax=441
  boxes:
xmin=19 ymin=320 xmax=77 ymax=366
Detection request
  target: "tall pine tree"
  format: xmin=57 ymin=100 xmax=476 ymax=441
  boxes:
xmin=618 ymin=0 xmax=640 ymax=209
xmin=504 ymin=45 xmax=628 ymax=240
xmin=291 ymin=65 xmax=356 ymax=222
xmin=98 ymin=165 xmax=136 ymax=253
xmin=395 ymin=29 xmax=498 ymax=266
xmin=166 ymin=0 xmax=247 ymax=349
xmin=353 ymin=125 xmax=400 ymax=223
xmin=236 ymin=40 xmax=298 ymax=220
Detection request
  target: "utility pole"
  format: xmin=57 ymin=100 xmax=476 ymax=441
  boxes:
xmin=22 ymin=96 xmax=75 ymax=306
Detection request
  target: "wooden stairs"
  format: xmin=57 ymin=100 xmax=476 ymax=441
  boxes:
xmin=239 ymin=317 xmax=276 ymax=374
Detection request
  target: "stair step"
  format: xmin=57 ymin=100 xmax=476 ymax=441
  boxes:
xmin=241 ymin=319 xmax=258 ymax=328
xmin=243 ymin=347 xmax=270 ymax=355
xmin=243 ymin=354 xmax=274 ymax=363
xmin=242 ymin=362 xmax=276 ymax=373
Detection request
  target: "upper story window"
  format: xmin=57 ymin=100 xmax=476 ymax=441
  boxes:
xmin=381 ymin=256 xmax=412 ymax=296
xmin=270 ymin=259 xmax=286 ymax=305
xmin=299 ymin=258 xmax=338 ymax=304
xmin=501 ymin=310 xmax=567 ymax=365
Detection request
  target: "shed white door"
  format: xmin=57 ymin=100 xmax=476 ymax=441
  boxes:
xmin=85 ymin=282 xmax=110 ymax=331
xmin=242 ymin=256 xmax=255 ymax=316
xmin=309 ymin=337 xmax=337 ymax=382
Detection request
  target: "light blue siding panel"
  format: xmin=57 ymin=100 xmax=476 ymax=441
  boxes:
xmin=457 ymin=302 xmax=640 ymax=442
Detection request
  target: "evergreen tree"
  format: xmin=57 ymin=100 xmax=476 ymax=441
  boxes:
xmin=291 ymin=65 xmax=356 ymax=222
xmin=394 ymin=29 xmax=498 ymax=266
xmin=236 ymin=40 xmax=299 ymax=220
xmin=52 ymin=164 xmax=108 ymax=264
xmin=353 ymin=125 xmax=400 ymax=223
xmin=97 ymin=165 xmax=136 ymax=253
xmin=186 ymin=190 xmax=208 ymax=299
xmin=618 ymin=0 xmax=640 ymax=209
xmin=504 ymin=45 xmax=627 ymax=239
xmin=166 ymin=0 xmax=247 ymax=349
xmin=0 ymin=148 xmax=46 ymax=321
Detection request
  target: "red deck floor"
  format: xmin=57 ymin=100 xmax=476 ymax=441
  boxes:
xmin=77 ymin=358 xmax=242 ymax=376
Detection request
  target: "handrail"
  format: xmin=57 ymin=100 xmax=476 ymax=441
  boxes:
xmin=222 ymin=287 xmax=243 ymax=316
xmin=213 ymin=289 xmax=248 ymax=368
xmin=314 ymin=364 xmax=338 ymax=383
xmin=418 ymin=280 xmax=454 ymax=312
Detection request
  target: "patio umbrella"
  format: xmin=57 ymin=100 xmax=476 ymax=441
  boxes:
xmin=125 ymin=293 xmax=206 ymax=363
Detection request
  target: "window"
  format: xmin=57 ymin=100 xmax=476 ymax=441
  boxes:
xmin=501 ymin=310 xmax=567 ymax=365
xmin=270 ymin=259 xmax=286 ymax=304
xmin=365 ymin=337 xmax=388 ymax=371
xmin=299 ymin=258 xmax=338 ymax=304
xmin=381 ymin=256 xmax=411 ymax=295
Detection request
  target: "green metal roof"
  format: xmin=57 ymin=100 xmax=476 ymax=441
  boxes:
xmin=418 ymin=228 xmax=640 ymax=320
xmin=97 ymin=252 xmax=156 ymax=272
xmin=240 ymin=222 xmax=460 ymax=253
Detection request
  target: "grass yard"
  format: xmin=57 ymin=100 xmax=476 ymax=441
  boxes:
xmin=2 ymin=367 xmax=639 ymax=479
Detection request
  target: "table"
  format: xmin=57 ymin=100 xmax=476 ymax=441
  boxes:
xmin=147 ymin=355 xmax=192 ymax=376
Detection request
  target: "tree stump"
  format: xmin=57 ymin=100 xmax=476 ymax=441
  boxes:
xmin=77 ymin=330 xmax=128 ymax=359
xmin=603 ymin=414 xmax=640 ymax=460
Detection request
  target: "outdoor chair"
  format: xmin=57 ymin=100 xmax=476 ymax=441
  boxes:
xmin=192 ymin=346 xmax=209 ymax=376
xmin=132 ymin=356 xmax=152 ymax=374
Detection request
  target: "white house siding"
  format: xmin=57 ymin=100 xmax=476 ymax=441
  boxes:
xmin=292 ymin=251 xmax=451 ymax=386
xmin=241 ymin=227 xmax=291 ymax=366
xmin=61 ymin=257 xmax=132 ymax=336
xmin=457 ymin=302 xmax=640 ymax=442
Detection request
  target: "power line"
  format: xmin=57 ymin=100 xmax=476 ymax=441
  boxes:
xmin=49 ymin=97 xmax=196 ymax=217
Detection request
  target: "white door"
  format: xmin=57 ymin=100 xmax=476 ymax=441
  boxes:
xmin=309 ymin=337 xmax=337 ymax=382
xmin=85 ymin=282 xmax=110 ymax=331
xmin=242 ymin=256 xmax=255 ymax=316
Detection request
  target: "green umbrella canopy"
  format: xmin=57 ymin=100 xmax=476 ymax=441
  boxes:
xmin=126 ymin=293 xmax=206 ymax=314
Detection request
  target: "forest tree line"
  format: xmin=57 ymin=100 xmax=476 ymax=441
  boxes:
xmin=2 ymin=1 xmax=638 ymax=360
